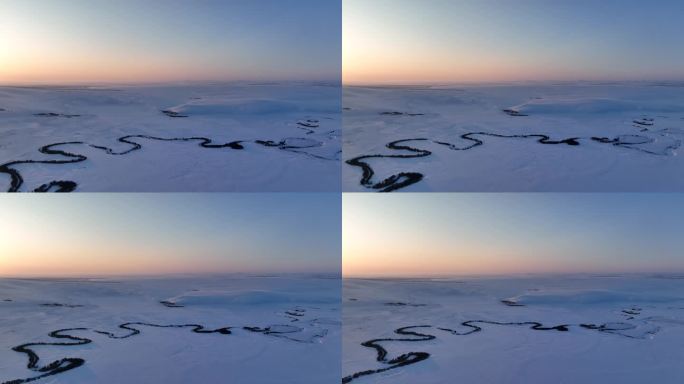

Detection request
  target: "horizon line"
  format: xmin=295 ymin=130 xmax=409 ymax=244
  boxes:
xmin=0 ymin=271 xmax=342 ymax=279
xmin=342 ymin=79 xmax=684 ymax=87
xmin=342 ymin=271 xmax=684 ymax=279
xmin=0 ymin=79 xmax=343 ymax=87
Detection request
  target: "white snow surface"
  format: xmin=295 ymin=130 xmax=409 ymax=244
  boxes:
xmin=343 ymin=83 xmax=684 ymax=191
xmin=0 ymin=275 xmax=341 ymax=383
xmin=343 ymin=275 xmax=684 ymax=383
xmin=0 ymin=83 xmax=341 ymax=192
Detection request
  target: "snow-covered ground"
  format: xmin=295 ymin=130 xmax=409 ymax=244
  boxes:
xmin=343 ymin=276 xmax=684 ymax=383
xmin=0 ymin=83 xmax=340 ymax=192
xmin=0 ymin=275 xmax=341 ymax=384
xmin=343 ymin=83 xmax=684 ymax=192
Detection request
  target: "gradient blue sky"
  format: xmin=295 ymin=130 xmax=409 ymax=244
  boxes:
xmin=0 ymin=0 xmax=341 ymax=84
xmin=0 ymin=194 xmax=340 ymax=277
xmin=344 ymin=194 xmax=684 ymax=277
xmin=344 ymin=0 xmax=684 ymax=83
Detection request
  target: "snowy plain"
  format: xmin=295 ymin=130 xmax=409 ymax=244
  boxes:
xmin=0 ymin=83 xmax=341 ymax=192
xmin=0 ymin=275 xmax=341 ymax=384
xmin=343 ymin=276 xmax=684 ymax=383
xmin=343 ymin=83 xmax=684 ymax=192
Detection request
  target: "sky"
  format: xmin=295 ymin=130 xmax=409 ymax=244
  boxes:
xmin=0 ymin=0 xmax=341 ymax=84
xmin=0 ymin=194 xmax=340 ymax=277
xmin=344 ymin=0 xmax=684 ymax=84
xmin=344 ymin=194 xmax=684 ymax=277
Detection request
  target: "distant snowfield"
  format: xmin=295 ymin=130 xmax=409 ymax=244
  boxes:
xmin=343 ymin=83 xmax=684 ymax=191
xmin=0 ymin=83 xmax=341 ymax=192
xmin=343 ymin=276 xmax=684 ymax=383
xmin=0 ymin=276 xmax=341 ymax=383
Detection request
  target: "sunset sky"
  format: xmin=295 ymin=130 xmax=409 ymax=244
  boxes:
xmin=0 ymin=194 xmax=340 ymax=277
xmin=344 ymin=194 xmax=684 ymax=277
xmin=344 ymin=0 xmax=684 ymax=84
xmin=0 ymin=0 xmax=341 ymax=84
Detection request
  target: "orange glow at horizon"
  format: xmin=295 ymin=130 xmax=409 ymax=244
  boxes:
xmin=0 ymin=238 xmax=254 ymax=277
xmin=342 ymin=0 xmax=684 ymax=85
xmin=341 ymin=194 xmax=682 ymax=278
xmin=342 ymin=195 xmax=572 ymax=278
xmin=343 ymin=245 xmax=585 ymax=278
xmin=0 ymin=34 xmax=242 ymax=85
xmin=341 ymin=0 xmax=567 ymax=85
xmin=0 ymin=19 xmax=203 ymax=84
xmin=0 ymin=195 xmax=340 ymax=278
xmin=0 ymin=210 xmax=243 ymax=277
xmin=0 ymin=2 xmax=341 ymax=84
xmin=0 ymin=250 xmax=252 ymax=278
xmin=342 ymin=20 xmax=580 ymax=85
